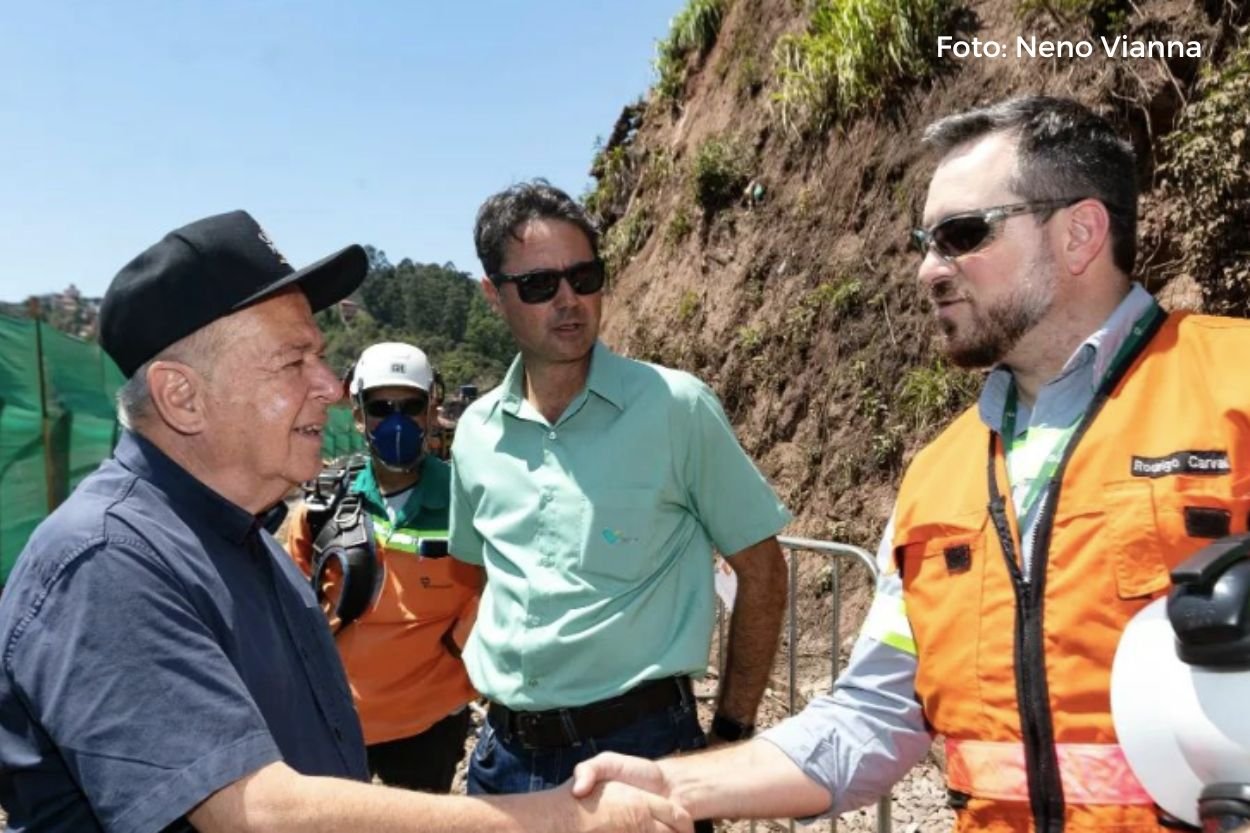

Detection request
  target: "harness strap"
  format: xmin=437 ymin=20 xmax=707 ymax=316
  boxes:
xmin=311 ymin=492 xmax=379 ymax=631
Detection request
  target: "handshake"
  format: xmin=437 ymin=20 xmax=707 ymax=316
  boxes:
xmin=562 ymin=752 xmax=691 ymax=833
xmin=550 ymin=740 xmax=831 ymax=833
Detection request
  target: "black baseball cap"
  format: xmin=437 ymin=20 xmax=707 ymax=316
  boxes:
xmin=99 ymin=210 xmax=367 ymax=377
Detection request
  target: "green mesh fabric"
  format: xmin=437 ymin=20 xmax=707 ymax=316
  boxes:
xmin=322 ymin=405 xmax=366 ymax=460
xmin=0 ymin=317 xmax=50 ymax=582
xmin=40 ymin=325 xmax=122 ymax=496
xmin=0 ymin=314 xmax=367 ymax=583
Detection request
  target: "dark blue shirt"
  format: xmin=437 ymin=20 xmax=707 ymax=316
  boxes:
xmin=0 ymin=431 xmax=367 ymax=833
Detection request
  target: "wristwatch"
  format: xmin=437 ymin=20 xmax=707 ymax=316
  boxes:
xmin=711 ymin=713 xmax=755 ymax=741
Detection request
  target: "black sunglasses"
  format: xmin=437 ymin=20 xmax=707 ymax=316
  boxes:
xmin=363 ymin=395 xmax=428 ymax=419
xmin=489 ymin=258 xmax=606 ymax=304
xmin=911 ymin=198 xmax=1085 ymax=260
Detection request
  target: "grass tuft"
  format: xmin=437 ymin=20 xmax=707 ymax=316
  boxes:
xmin=896 ymin=360 xmax=979 ymax=430
xmin=655 ymin=0 xmax=728 ymax=103
xmin=601 ymin=208 xmax=654 ymax=277
xmin=771 ymin=0 xmax=955 ymax=135
xmin=691 ymin=136 xmax=750 ymax=213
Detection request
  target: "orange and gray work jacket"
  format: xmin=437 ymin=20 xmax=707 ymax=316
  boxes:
xmin=760 ymin=286 xmax=1250 ymax=832
xmin=285 ymin=455 xmax=482 ymax=747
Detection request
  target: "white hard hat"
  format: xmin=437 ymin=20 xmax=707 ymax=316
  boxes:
xmin=349 ymin=342 xmax=434 ymax=397
xmin=1112 ymin=548 xmax=1250 ymax=826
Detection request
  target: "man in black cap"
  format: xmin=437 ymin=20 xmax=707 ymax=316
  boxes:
xmin=0 ymin=211 xmax=691 ymax=833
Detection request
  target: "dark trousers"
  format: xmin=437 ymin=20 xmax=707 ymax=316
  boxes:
xmin=467 ymin=693 xmax=714 ymax=832
xmin=366 ymin=708 xmax=471 ymax=793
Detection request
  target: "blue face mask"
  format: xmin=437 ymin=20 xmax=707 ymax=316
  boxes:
xmin=367 ymin=412 xmax=425 ymax=470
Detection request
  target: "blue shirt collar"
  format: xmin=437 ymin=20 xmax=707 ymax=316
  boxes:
xmin=979 ymin=283 xmax=1157 ymax=431
xmin=114 ymin=430 xmax=266 ymax=545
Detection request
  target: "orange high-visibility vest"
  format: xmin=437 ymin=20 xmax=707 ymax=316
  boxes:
xmin=893 ymin=312 xmax=1250 ymax=832
xmin=286 ymin=500 xmax=481 ymax=746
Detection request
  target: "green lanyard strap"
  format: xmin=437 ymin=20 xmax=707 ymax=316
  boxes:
xmin=999 ymin=301 xmax=1165 ymax=518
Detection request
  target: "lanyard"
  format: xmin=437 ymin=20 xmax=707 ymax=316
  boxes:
xmin=990 ymin=300 xmax=1165 ymax=565
xmin=1001 ymin=385 xmax=1078 ymax=520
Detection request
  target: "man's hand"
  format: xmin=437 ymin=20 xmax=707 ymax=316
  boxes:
xmin=571 ymin=752 xmax=671 ymax=801
xmin=571 ymin=739 xmax=834 ymax=824
xmin=560 ymin=776 xmax=691 ymax=833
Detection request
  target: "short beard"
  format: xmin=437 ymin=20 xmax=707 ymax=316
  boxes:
xmin=938 ymin=250 xmax=1056 ymax=369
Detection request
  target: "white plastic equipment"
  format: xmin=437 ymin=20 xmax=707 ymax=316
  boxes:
xmin=1112 ymin=597 xmax=1250 ymax=826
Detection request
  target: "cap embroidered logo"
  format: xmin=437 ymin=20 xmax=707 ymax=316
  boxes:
xmin=256 ymin=229 xmax=290 ymax=266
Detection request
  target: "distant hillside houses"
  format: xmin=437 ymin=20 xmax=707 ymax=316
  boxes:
xmin=0 ymin=285 xmax=101 ymax=340
xmin=3 ymin=287 xmax=363 ymax=344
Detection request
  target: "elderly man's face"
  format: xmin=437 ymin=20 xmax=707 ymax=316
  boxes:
xmin=199 ymin=288 xmax=341 ymax=506
xmin=915 ymin=132 xmax=1060 ymax=369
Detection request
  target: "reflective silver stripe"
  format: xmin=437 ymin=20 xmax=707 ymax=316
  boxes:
xmin=861 ymin=582 xmax=916 ymax=657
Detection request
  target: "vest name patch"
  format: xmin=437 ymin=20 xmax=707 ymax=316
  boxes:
xmin=1130 ymin=450 xmax=1230 ymax=478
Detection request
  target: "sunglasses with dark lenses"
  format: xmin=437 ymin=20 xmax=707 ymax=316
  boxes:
xmin=489 ymin=258 xmax=606 ymax=304
xmin=910 ymin=198 xmax=1085 ymax=260
xmin=363 ymin=395 xmax=428 ymax=419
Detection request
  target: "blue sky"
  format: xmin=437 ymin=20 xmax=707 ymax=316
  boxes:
xmin=0 ymin=1 xmax=681 ymax=301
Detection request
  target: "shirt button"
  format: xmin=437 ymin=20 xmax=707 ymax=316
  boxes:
xmin=526 ymin=677 xmax=539 ymax=687
xmin=547 ymin=431 xmax=557 ymax=440
xmin=540 ymin=493 xmax=552 ymax=504
xmin=333 ymin=726 xmax=344 ymax=741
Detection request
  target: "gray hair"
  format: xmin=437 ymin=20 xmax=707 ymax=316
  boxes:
xmin=473 ymin=179 xmax=599 ymax=277
xmin=115 ymin=318 xmax=235 ymax=428
xmin=923 ymin=96 xmax=1138 ymax=274
xmin=116 ymin=363 xmax=153 ymax=429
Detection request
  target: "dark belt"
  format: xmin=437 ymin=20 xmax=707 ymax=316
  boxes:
xmin=487 ymin=676 xmax=694 ymax=749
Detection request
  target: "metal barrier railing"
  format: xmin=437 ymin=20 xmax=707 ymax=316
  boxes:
xmin=721 ymin=536 xmax=892 ymax=833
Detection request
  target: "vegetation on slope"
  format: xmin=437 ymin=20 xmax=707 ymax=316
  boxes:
xmin=772 ymin=0 xmax=957 ymax=135
xmin=1160 ymin=42 xmax=1250 ymax=316
xmin=655 ymin=0 xmax=729 ymax=102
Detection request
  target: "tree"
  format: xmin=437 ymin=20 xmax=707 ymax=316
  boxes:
xmin=358 ymin=263 xmax=405 ymax=329
xmin=465 ymin=292 xmax=516 ymax=365
xmin=330 ymin=248 xmax=512 ymax=396
xmin=439 ymin=279 xmax=471 ymax=343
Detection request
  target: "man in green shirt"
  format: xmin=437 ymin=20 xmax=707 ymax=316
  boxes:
xmin=450 ymin=180 xmax=791 ymax=829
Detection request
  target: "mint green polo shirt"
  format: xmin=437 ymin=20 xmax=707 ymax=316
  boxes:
xmin=449 ymin=341 xmax=791 ymax=709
